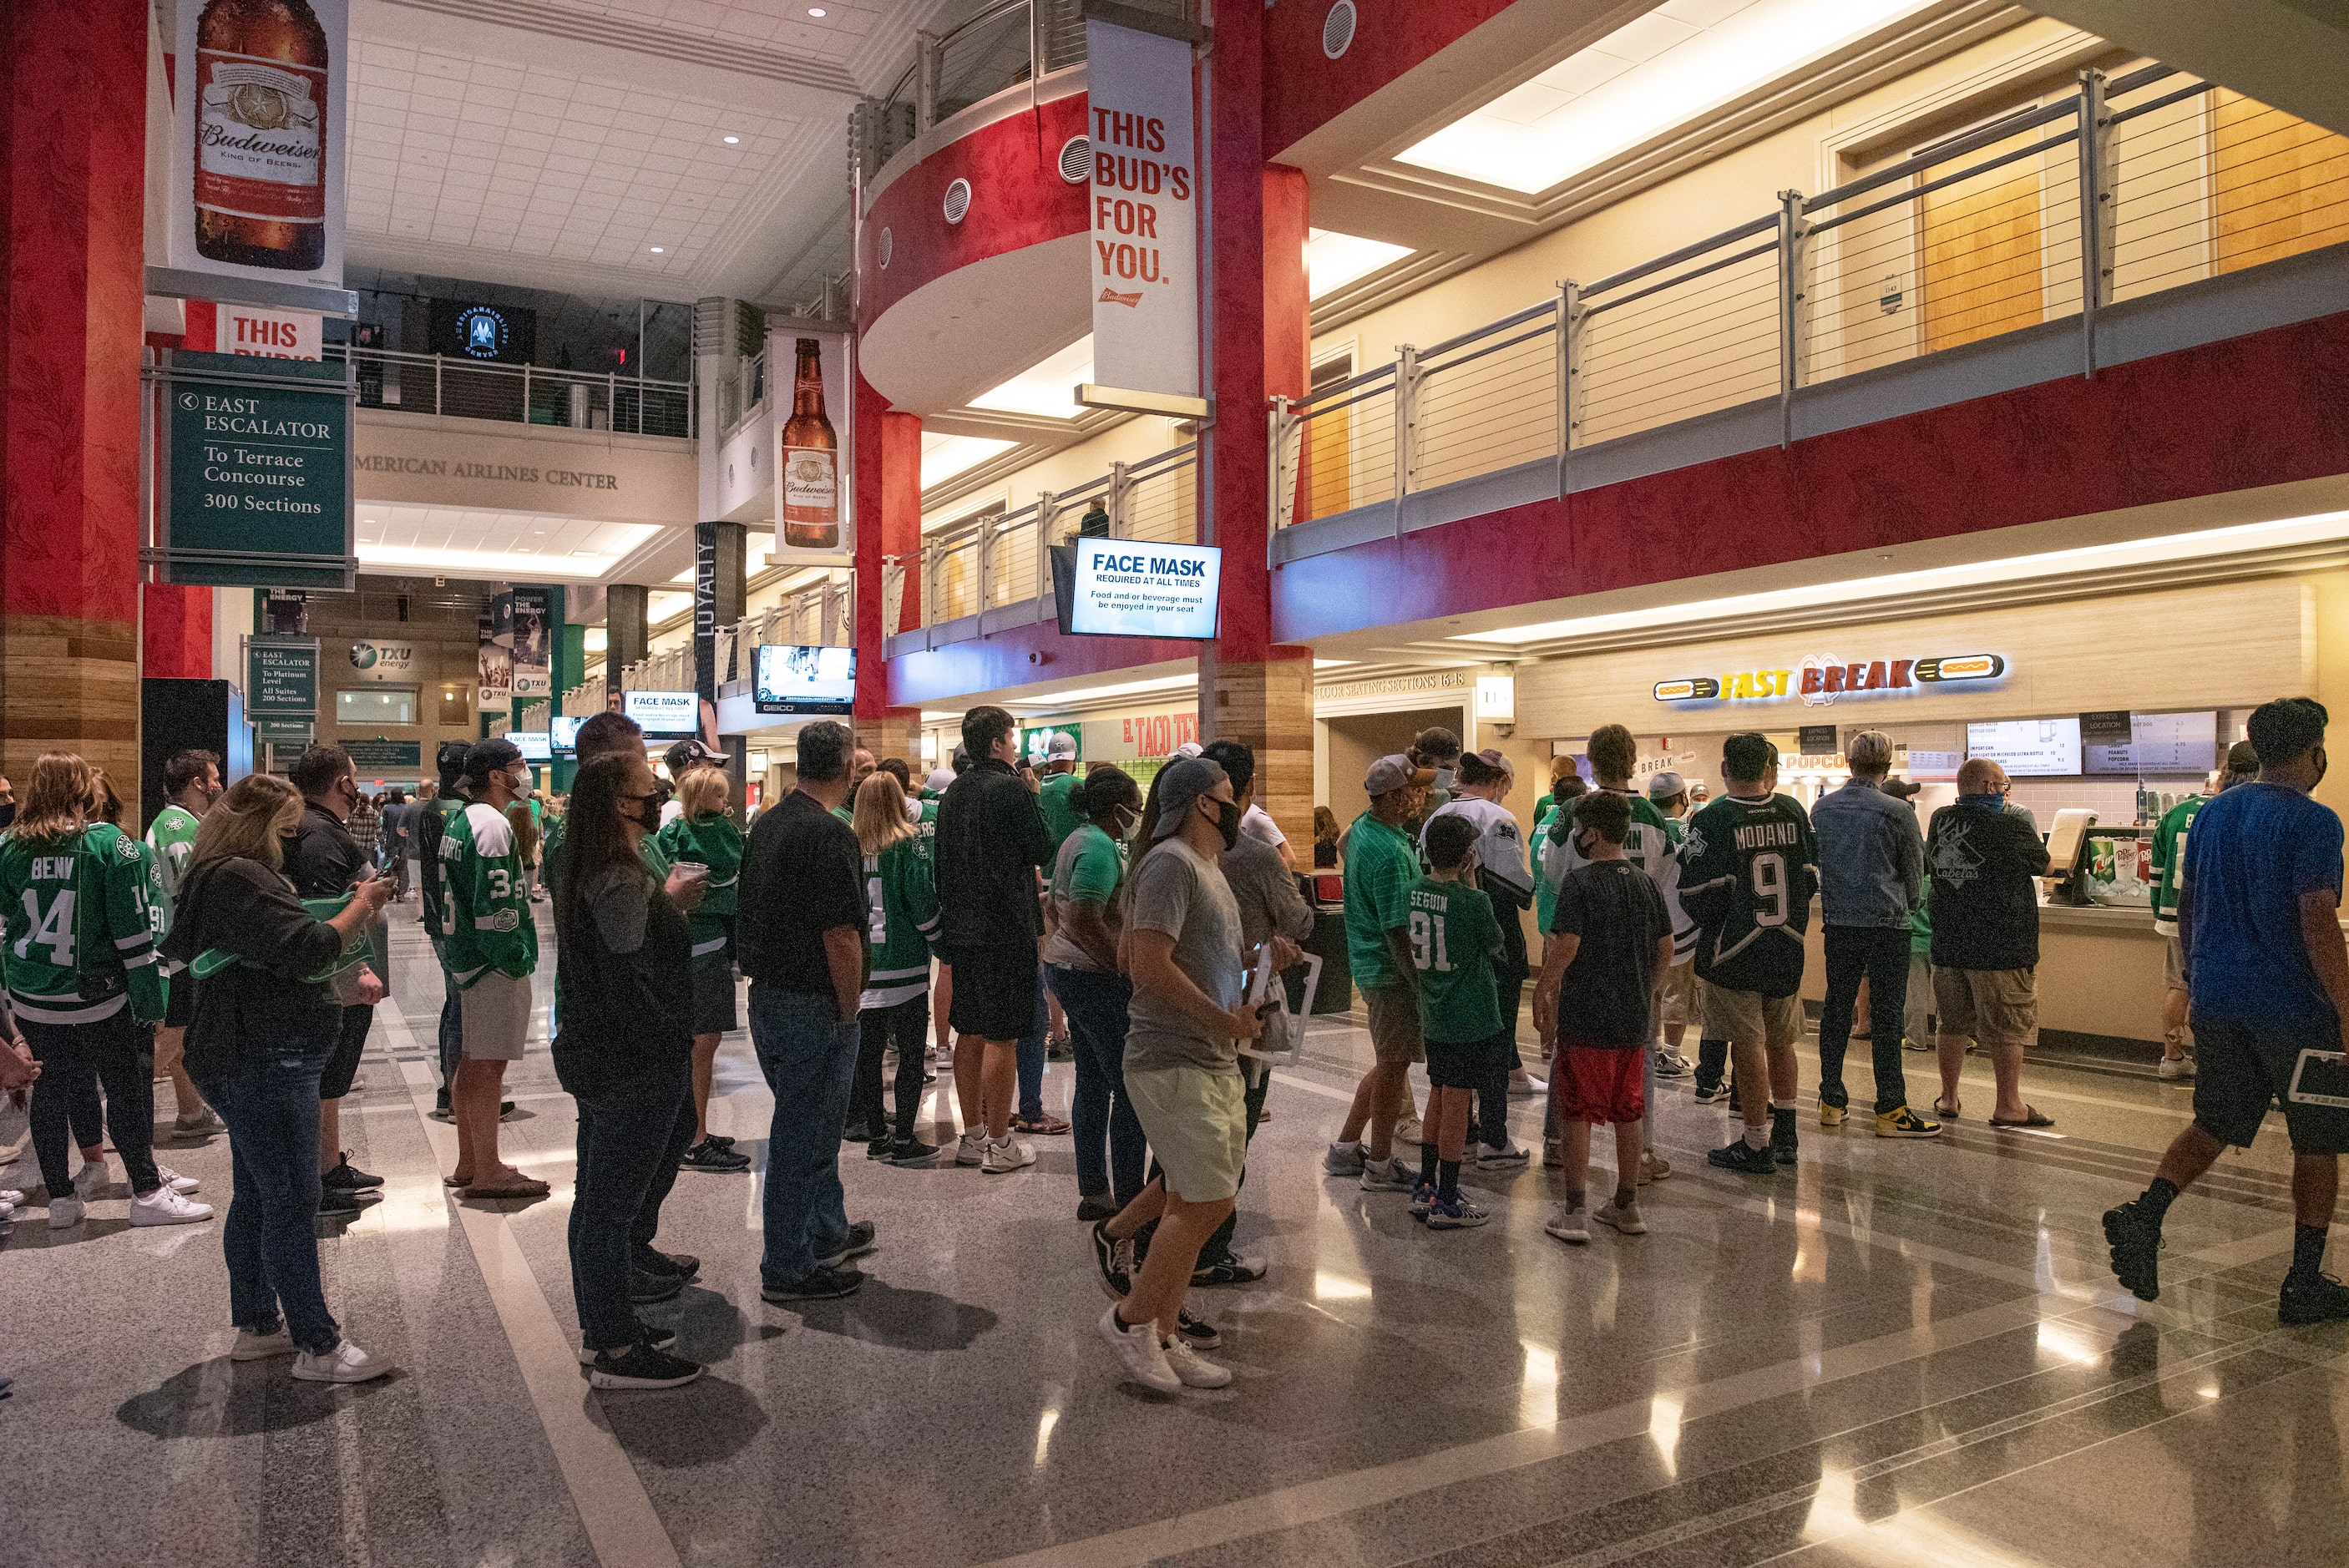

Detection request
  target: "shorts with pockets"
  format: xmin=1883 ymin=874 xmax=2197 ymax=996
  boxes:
xmin=1933 ymin=965 xmax=2037 ymax=1044
xmin=1658 ymin=959 xmax=1694 ymax=1029
xmin=691 ymin=957 xmax=739 ymax=1036
xmin=1425 ymin=1029 xmax=1511 ymax=1089
xmin=2190 ymin=1014 xmax=2349 ymax=1154
xmin=1363 ymin=983 xmax=1425 ymax=1066
xmin=2163 ymin=933 xmax=2188 ymax=992
xmin=1554 ymin=1039 xmax=1646 ymax=1125
xmin=459 ymin=970 xmax=534 ymax=1061
xmin=1124 ymin=1064 xmax=1248 ymax=1201
xmin=945 ymin=943 xmax=1037 ymax=1041
xmin=1702 ymin=984 xmax=1804 ymax=1050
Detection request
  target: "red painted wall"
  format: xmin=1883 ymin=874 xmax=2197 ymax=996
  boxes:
xmin=1263 ymin=0 xmax=1517 ymax=159
xmin=858 ymin=94 xmax=1092 ymax=331
xmin=1271 ymin=310 xmax=2349 ymax=642
xmin=142 ymin=584 xmax=213 ymax=679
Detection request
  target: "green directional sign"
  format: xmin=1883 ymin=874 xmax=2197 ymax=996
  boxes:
xmin=246 ymin=638 xmax=320 ymax=718
xmin=345 ymin=739 xmax=423 ymax=773
xmin=159 ymin=349 xmax=354 ymax=589
xmin=253 ymin=718 xmax=315 ymax=746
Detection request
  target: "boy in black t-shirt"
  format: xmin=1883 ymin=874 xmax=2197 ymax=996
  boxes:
xmin=1533 ymin=792 xmax=1674 ymax=1243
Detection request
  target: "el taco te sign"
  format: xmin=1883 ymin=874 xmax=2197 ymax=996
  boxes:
xmin=1654 ymin=653 xmax=2006 ymax=706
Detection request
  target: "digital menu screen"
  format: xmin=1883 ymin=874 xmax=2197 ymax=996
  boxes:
xmin=1967 ymin=717 xmax=2081 ymax=777
xmin=2082 ymin=710 xmax=2218 ymax=776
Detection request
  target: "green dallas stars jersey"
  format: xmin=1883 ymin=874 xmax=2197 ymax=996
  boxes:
xmin=862 ymin=823 xmax=941 ymax=1009
xmin=2149 ymin=792 xmax=2208 ymax=935
xmin=656 ymin=811 xmax=745 ymax=965
xmin=144 ymin=804 xmax=202 ymax=940
xmin=0 ymin=823 xmax=165 ymax=1024
xmin=440 ymin=802 xmax=537 ymax=986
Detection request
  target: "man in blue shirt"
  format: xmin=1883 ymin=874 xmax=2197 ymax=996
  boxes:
xmin=2105 ymin=697 xmax=2349 ymax=1324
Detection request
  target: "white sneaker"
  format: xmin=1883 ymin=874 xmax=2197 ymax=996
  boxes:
xmin=0 ymin=1200 xmax=14 ymax=1222
xmin=954 ymin=1127 xmax=988 ymax=1166
xmin=129 ymin=1186 xmax=215 ymax=1227
xmin=1097 ymin=1303 xmax=1179 ymax=1393
xmin=1160 ymin=1333 xmax=1234 ymax=1388
xmin=2157 ymin=1055 xmax=2195 ymax=1081
xmin=291 ymin=1339 xmax=392 ymax=1383
xmin=1654 ymin=1050 xmax=1692 ymax=1077
xmin=1477 ymin=1141 xmax=1529 ymax=1171
xmin=1508 ymin=1075 xmax=1547 ymax=1098
xmin=155 ymin=1164 xmax=201 ymax=1196
xmin=231 ymin=1327 xmax=296 ymax=1361
xmin=1639 ymin=1150 xmax=1672 ymax=1185
xmin=1322 ymin=1140 xmax=1365 ymax=1176
xmin=2 ymin=1187 xmax=26 ymax=1206
xmin=981 ymin=1136 xmax=1035 ymax=1174
xmin=1393 ymin=1115 xmax=1425 ymax=1146
xmin=1592 ymin=1196 xmax=1648 ymax=1236
xmin=73 ymin=1161 xmax=109 ymax=1201
xmin=48 ymin=1196 xmax=85 ymax=1229
xmin=1359 ymin=1157 xmax=1415 ymax=1192
xmin=1544 ymin=1199 xmax=1591 ymax=1244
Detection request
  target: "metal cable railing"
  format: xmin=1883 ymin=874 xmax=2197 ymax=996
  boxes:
xmin=1270 ymin=65 xmax=2349 ymax=542
xmin=331 ymin=344 xmax=693 ymax=438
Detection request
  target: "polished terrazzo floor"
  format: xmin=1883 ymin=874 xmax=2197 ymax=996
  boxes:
xmin=4 ymin=906 xmax=2346 ymax=1568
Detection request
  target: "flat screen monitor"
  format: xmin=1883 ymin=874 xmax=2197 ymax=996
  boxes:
xmin=1066 ymin=537 xmax=1222 ymax=640
xmin=2083 ymin=710 xmax=2217 ymax=776
xmin=753 ymin=645 xmax=856 ymax=716
xmin=624 ymin=690 xmax=698 ymax=736
xmin=1967 ymin=717 xmax=2081 ymax=777
xmin=549 ymin=716 xmax=585 ymax=752
xmin=510 ymin=730 xmax=551 ymax=762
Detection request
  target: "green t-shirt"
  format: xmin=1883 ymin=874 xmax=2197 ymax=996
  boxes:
xmin=2149 ymin=793 xmax=2207 ymax=934
xmin=1409 ymin=873 xmax=1502 ymax=1044
xmin=1043 ymin=822 xmax=1125 ymax=972
xmin=1344 ymin=812 xmax=1421 ymax=991
xmin=1038 ymin=771 xmax=1083 ymax=851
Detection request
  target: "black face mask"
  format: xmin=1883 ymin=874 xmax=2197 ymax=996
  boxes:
xmin=0 ymin=802 xmax=13 ymax=830
xmin=1211 ymin=799 xmax=1242 ymax=851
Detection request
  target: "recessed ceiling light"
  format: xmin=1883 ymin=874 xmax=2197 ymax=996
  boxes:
xmin=723 ymin=134 xmax=740 ymax=144
xmin=808 ymin=7 xmax=826 ymax=15
xmin=649 ymin=245 xmax=665 ymax=253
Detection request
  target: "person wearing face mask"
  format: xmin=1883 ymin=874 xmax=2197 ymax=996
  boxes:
xmin=1924 ymin=756 xmax=2053 ymax=1128
xmin=1044 ymin=765 xmax=1147 ymax=1221
xmin=285 ymin=746 xmax=392 ymax=1216
xmin=1403 ymin=813 xmax=1506 ymax=1229
xmin=1325 ymin=756 xmax=1437 ymax=1191
xmin=443 ymin=738 xmax=548 ymax=1199
xmin=1420 ymin=750 xmax=1536 ymax=1171
xmin=0 ymin=772 xmax=14 ymax=830
xmin=1411 ymin=727 xmax=1464 ymax=818
xmin=149 ymin=748 xmax=228 ymax=1141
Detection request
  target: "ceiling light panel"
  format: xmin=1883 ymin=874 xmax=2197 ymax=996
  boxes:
xmin=1306 ymin=229 xmax=1413 ymax=299
xmin=1395 ymin=0 xmax=1932 ymax=196
xmin=356 ymin=504 xmax=661 ymax=579
xmin=921 ymin=432 xmax=1017 ymax=489
xmin=969 ymin=337 xmax=1096 ymax=419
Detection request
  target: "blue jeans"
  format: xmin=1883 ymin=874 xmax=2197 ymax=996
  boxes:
xmin=1047 ymin=964 xmax=1144 ymax=1206
xmin=749 ymin=986 xmax=859 ymax=1284
xmin=570 ymin=1061 xmax=694 ymax=1351
xmin=1016 ymin=969 xmax=1048 ymax=1122
xmin=190 ymin=1021 xmax=341 ymax=1353
xmin=1816 ymin=925 xmax=1912 ymax=1115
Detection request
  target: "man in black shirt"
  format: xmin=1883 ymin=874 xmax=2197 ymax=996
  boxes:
xmin=933 ymin=705 xmax=1054 ymax=1173
xmin=1926 ymin=757 xmax=2053 ymax=1128
xmin=284 ymin=745 xmax=388 ymax=1215
xmin=737 ymin=719 xmax=873 ymax=1301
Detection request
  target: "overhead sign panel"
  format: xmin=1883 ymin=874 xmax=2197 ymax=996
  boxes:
xmin=1066 ymin=537 xmax=1220 ymax=641
xmin=625 ymin=690 xmax=697 ymax=736
xmin=158 ymin=351 xmax=353 ymax=587
xmin=1081 ymin=14 xmax=1201 ymax=417
xmin=245 ymin=636 xmax=319 ymax=717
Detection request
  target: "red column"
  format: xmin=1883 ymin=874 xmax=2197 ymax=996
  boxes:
xmin=142 ymin=584 xmax=215 ymax=680
xmin=852 ymin=369 xmax=923 ymax=761
xmin=1 ymin=0 xmax=149 ymax=792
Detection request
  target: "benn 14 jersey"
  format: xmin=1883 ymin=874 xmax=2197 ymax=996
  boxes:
xmin=0 ymin=823 xmax=165 ymax=1024
xmin=441 ymin=802 xmax=537 ymax=985
xmin=1675 ymin=792 xmax=1817 ymax=998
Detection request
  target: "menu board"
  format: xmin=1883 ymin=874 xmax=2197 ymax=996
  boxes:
xmin=2082 ymin=709 xmax=2217 ymax=776
xmin=1967 ymin=717 xmax=2081 ymax=776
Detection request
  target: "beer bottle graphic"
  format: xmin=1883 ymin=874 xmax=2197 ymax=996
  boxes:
xmin=780 ymin=338 xmax=840 ymax=550
xmin=194 ymin=0 xmax=330 ymax=271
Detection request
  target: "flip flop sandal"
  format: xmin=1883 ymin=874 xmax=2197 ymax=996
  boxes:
xmin=1010 ymin=1114 xmax=1071 ymax=1136
xmin=1932 ymin=1100 xmax=1960 ymax=1120
xmin=465 ymin=1176 xmax=551 ymax=1199
xmin=1988 ymin=1105 xmax=2054 ymax=1129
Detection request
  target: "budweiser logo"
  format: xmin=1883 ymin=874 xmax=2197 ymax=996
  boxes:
xmin=1097 ymin=288 xmax=1143 ymax=307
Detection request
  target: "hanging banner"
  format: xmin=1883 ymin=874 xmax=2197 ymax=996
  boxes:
xmin=168 ymin=0 xmax=349 ymax=290
xmin=695 ymin=525 xmax=721 ymax=704
xmin=768 ymin=326 xmax=854 ymax=565
xmin=1081 ymin=13 xmax=1200 ymax=413
xmin=477 ymin=609 xmax=511 ymax=711
xmin=157 ymin=351 xmax=354 ymax=588
xmin=509 ymin=586 xmax=551 ymax=698
xmin=182 ymin=301 xmax=324 ymax=361
xmin=262 ymin=589 xmax=311 ymax=635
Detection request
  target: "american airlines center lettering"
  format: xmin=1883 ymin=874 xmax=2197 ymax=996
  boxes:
xmin=1654 ymin=653 xmax=2006 ymax=707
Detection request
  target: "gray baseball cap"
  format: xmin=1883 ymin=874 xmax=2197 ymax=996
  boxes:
xmin=1648 ymin=771 xmax=1686 ymax=800
xmin=1152 ymin=756 xmax=1228 ymax=840
xmin=1364 ymin=754 xmax=1435 ymax=797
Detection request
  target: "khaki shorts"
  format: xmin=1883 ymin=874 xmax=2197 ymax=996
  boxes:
xmin=459 ymin=969 xmax=534 ymax=1061
xmin=1363 ymin=983 xmax=1425 ymax=1065
xmin=1658 ymin=959 xmax=1695 ymax=1029
xmin=1703 ymin=984 xmax=1804 ymax=1050
xmin=1124 ymin=1064 xmax=1248 ymax=1201
xmin=2163 ymin=933 xmax=2188 ymax=992
xmin=1933 ymin=965 xmax=2037 ymax=1044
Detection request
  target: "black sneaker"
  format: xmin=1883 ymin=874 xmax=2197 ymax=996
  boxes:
xmin=817 ymin=1221 xmax=877 ymax=1269
xmin=1707 ymin=1139 xmax=1780 ymax=1176
xmin=680 ymin=1140 xmax=751 ymax=1173
xmin=1076 ymin=1192 xmax=1121 ymax=1223
xmin=499 ymin=1100 xmax=519 ymax=1121
xmin=322 ymin=1153 xmax=382 ymax=1191
xmin=2102 ymin=1201 xmax=2164 ymax=1302
xmin=701 ymin=1133 xmax=736 ymax=1150
xmin=1092 ymin=1218 xmax=1134 ymax=1297
xmin=760 ymin=1264 xmax=863 ymax=1302
xmin=576 ymin=1321 xmax=679 ymax=1364
xmin=1173 ymin=1308 xmax=1220 ymax=1351
xmin=588 ymin=1343 xmax=703 ymax=1390
xmin=1191 ymin=1253 xmax=1268 ymax=1286
xmin=318 ymin=1186 xmax=366 ymax=1216
xmin=2279 ymin=1269 xmax=2349 ymax=1325
xmin=880 ymin=1137 xmax=941 ymax=1166
xmin=635 ymin=1249 xmax=700 ymax=1281
xmin=842 ymin=1119 xmax=873 ymax=1145
xmin=1769 ymin=1108 xmax=1800 ymax=1166
xmin=629 ymin=1268 xmax=687 ymax=1305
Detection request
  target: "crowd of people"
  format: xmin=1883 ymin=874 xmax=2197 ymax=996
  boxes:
xmin=4 ymin=695 xmax=2346 ymax=1409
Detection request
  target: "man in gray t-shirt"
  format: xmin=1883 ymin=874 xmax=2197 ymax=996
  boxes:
xmin=1123 ymin=835 xmax=1246 ymax=1074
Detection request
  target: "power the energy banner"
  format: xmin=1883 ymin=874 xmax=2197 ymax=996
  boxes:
xmin=1085 ymin=16 xmax=1197 ymax=403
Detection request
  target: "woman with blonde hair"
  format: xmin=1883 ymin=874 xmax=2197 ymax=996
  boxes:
xmin=0 ymin=753 xmax=210 ymax=1231
xmin=161 ymin=772 xmax=394 ymax=1381
xmin=655 ymin=765 xmax=751 ymax=1172
xmin=849 ymin=768 xmax=944 ymax=1164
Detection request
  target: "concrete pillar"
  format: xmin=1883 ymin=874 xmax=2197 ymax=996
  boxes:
xmin=1 ymin=0 xmax=149 ymax=792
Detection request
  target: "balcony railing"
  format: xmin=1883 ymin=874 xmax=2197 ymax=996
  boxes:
xmin=886 ymin=443 xmax=1195 ymax=647
xmin=333 ymin=344 xmax=694 ymax=438
xmin=1273 ymin=65 xmax=2347 ymax=545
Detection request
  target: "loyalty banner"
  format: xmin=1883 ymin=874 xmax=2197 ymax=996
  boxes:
xmin=1085 ymin=16 xmax=1197 ymax=402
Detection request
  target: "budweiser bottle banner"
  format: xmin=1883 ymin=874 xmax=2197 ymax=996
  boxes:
xmin=1085 ymin=17 xmax=1198 ymax=402
xmin=769 ymin=326 xmax=855 ymax=565
xmin=169 ymin=0 xmax=349 ymax=286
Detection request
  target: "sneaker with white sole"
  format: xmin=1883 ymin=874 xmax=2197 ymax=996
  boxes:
xmin=232 ymin=1327 xmax=296 ymax=1361
xmin=1592 ymin=1196 xmax=1647 ymax=1235
xmin=1098 ymin=1303 xmax=1180 ymax=1393
xmin=2157 ymin=1055 xmax=2195 ymax=1081
xmin=0 ymin=1188 xmax=22 ymax=1206
xmin=47 ymin=1196 xmax=84 ymax=1230
xmin=1425 ymin=1195 xmax=1491 ymax=1230
xmin=1408 ymin=1178 xmax=1436 ymax=1217
xmin=155 ymin=1165 xmax=201 ymax=1196
xmin=129 ymin=1186 xmax=214 ymax=1227
xmin=1639 ymin=1150 xmax=1671 ymax=1184
xmin=1159 ymin=1334 xmax=1233 ymax=1388
xmin=1477 ymin=1141 xmax=1529 ymax=1171
xmin=172 ymin=1107 xmax=227 ymax=1141
xmin=1654 ymin=1050 xmax=1691 ymax=1077
xmin=1508 ymin=1075 xmax=1547 ymax=1098
xmin=575 ymin=1323 xmax=678 ymax=1364
xmin=1393 ymin=1115 xmax=1425 ymax=1146
xmin=1092 ymin=1219 xmax=1135 ymax=1297
xmin=73 ymin=1161 xmax=109 ymax=1201
xmin=982 ymin=1136 xmax=1035 ymax=1174
xmin=954 ymin=1128 xmax=988 ymax=1166
xmin=1544 ymin=1199 xmax=1592 ymax=1244
xmin=1322 ymin=1141 xmax=1365 ymax=1176
xmin=589 ymin=1343 xmax=703 ymax=1390
xmin=1359 ymin=1157 xmax=1414 ymax=1191
xmin=291 ymin=1339 xmax=392 ymax=1383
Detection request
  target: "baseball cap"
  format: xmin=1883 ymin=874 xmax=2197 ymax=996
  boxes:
xmin=1648 ymin=771 xmax=1685 ymax=800
xmin=2225 ymin=741 xmax=2260 ymax=776
xmin=1045 ymin=731 xmax=1078 ymax=761
xmin=465 ymin=737 xmax=524 ymax=782
xmin=666 ymin=738 xmax=720 ymax=776
xmin=1152 ymin=756 xmax=1228 ymax=840
xmin=1174 ymin=741 xmax=1203 ymax=759
xmin=1476 ymin=746 xmax=1515 ymax=779
xmin=436 ymin=740 xmax=473 ymax=787
xmin=1882 ymin=776 xmax=1923 ymax=800
xmin=924 ymin=766 xmax=955 ymax=795
xmin=1364 ymin=754 xmax=1435 ymax=797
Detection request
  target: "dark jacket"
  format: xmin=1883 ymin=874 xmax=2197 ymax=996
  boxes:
xmin=552 ymin=863 xmax=692 ymax=1094
xmin=1925 ymin=800 xmax=2052 ymax=971
xmin=285 ymin=802 xmax=367 ymax=899
xmin=160 ymin=856 xmax=346 ymax=1077
xmin=932 ymin=758 xmax=1052 ymax=953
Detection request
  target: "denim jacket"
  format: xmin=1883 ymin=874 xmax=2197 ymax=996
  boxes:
xmin=1811 ymin=776 xmax=1924 ymax=928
